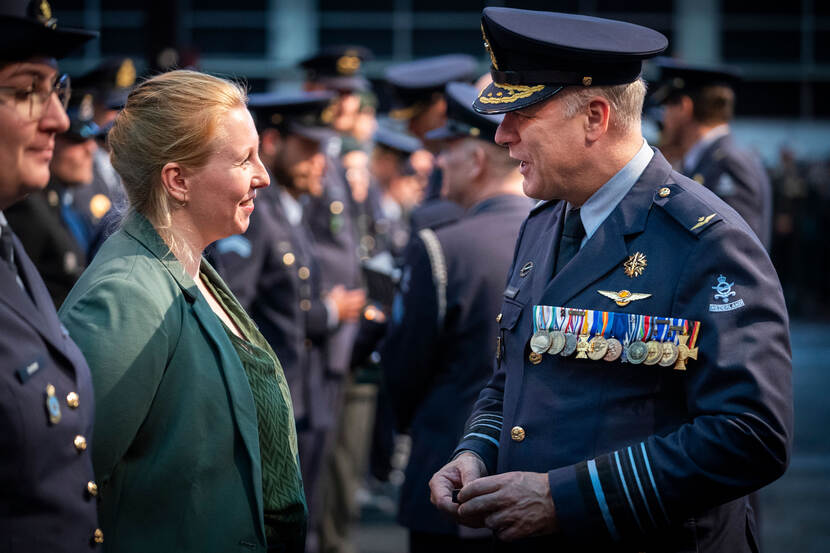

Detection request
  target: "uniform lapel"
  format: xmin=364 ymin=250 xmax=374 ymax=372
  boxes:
xmin=687 ymin=134 xmax=728 ymax=178
xmin=528 ymin=201 xmax=565 ymax=302
xmin=539 ymin=150 xmax=673 ymax=306
xmin=0 ymin=236 xmax=68 ymax=355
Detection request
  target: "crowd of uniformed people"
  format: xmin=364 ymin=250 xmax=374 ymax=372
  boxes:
xmin=1 ymin=1 xmax=797 ymax=552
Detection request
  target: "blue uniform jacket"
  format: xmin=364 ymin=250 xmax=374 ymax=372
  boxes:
xmin=384 ymin=194 xmax=532 ymax=535
xmin=304 ymin=159 xmax=362 ymax=375
xmin=456 ymin=151 xmax=792 ymax=552
xmin=0 ymin=227 xmax=99 ymax=551
xmin=685 ymin=133 xmax=773 ymax=250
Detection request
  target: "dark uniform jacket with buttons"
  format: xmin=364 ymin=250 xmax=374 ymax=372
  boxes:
xmin=215 ymin=183 xmax=337 ymax=431
xmin=455 ymin=151 xmax=792 ymax=552
xmin=59 ymin=213 xmax=269 ymax=553
xmin=383 ymin=194 xmax=532 ymax=535
xmin=684 ymin=132 xmax=773 ymax=250
xmin=6 ymin=180 xmax=87 ymax=307
xmin=304 ymin=159 xmax=362 ymax=376
xmin=0 ymin=224 xmax=99 ymax=552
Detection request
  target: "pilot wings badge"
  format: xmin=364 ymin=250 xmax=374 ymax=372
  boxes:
xmin=597 ymin=289 xmax=652 ymax=307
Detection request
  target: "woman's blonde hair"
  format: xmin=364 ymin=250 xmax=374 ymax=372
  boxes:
xmin=108 ymin=69 xmax=247 ymax=256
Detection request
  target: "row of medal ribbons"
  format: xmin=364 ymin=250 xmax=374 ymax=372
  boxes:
xmin=528 ymin=305 xmax=701 ymax=371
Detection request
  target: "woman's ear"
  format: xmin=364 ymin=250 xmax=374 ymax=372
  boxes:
xmin=160 ymin=162 xmax=189 ymax=206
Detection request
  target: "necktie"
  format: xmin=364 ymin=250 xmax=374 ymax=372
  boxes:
xmin=553 ymin=208 xmax=585 ymax=277
xmin=0 ymin=223 xmax=18 ymax=276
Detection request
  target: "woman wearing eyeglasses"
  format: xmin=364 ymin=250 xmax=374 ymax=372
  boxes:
xmin=0 ymin=1 xmax=101 ymax=551
xmin=59 ymin=70 xmax=307 ymax=553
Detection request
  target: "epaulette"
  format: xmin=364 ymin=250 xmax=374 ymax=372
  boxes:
xmin=652 ymin=177 xmax=723 ymax=238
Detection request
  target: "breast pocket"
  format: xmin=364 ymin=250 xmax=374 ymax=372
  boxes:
xmin=496 ymin=297 xmax=525 ymax=368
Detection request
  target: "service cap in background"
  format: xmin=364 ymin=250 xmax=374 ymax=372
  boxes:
xmin=648 ymin=57 xmax=741 ymax=105
xmin=384 ymin=54 xmax=478 ymax=120
xmin=0 ymin=0 xmax=97 ymax=61
xmin=373 ymin=123 xmax=423 ymax=155
xmin=73 ymin=58 xmax=136 ymax=110
xmin=248 ymin=90 xmax=337 ymax=144
xmin=474 ymin=7 xmax=667 ymax=114
xmin=299 ymin=45 xmax=373 ymax=92
xmin=426 ymin=81 xmax=504 ymax=142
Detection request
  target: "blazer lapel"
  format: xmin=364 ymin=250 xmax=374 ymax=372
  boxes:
xmin=539 ymin=150 xmax=674 ymax=306
xmin=122 ymin=213 xmax=266 ymax=539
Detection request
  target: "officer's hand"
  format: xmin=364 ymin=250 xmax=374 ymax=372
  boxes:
xmin=456 ymin=471 xmax=558 ymax=541
xmin=328 ymin=286 xmax=367 ymax=322
xmin=429 ymin=452 xmax=487 ymax=519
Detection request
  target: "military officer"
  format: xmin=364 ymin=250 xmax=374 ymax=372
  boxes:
xmin=384 ymin=54 xmax=478 ymax=232
xmin=6 ymin=92 xmax=105 ymax=306
xmin=383 ymin=81 xmax=532 ymax=553
xmin=369 ymin=124 xmax=424 ymax=257
xmin=429 ymin=9 xmax=792 ymax=553
xmin=651 ymin=60 xmax=773 ymax=250
xmin=213 ymin=92 xmax=365 ymax=553
xmin=71 ymin=58 xmax=135 ymax=237
xmin=0 ymin=0 xmax=102 ymax=549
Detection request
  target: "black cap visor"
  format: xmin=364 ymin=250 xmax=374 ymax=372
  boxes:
xmin=0 ymin=17 xmax=96 ymax=61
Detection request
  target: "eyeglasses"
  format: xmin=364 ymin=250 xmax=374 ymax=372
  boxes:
xmin=0 ymin=74 xmax=71 ymax=121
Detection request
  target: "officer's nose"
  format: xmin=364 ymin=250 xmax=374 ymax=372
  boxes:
xmin=495 ymin=113 xmax=518 ymax=148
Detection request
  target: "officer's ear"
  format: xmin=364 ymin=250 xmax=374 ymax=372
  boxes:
xmin=470 ymin=142 xmax=487 ymax=179
xmin=584 ymin=95 xmax=611 ymax=141
xmin=260 ymin=127 xmax=283 ymax=157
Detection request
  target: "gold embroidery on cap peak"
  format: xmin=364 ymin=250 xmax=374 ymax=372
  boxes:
xmin=478 ymin=83 xmax=546 ymax=104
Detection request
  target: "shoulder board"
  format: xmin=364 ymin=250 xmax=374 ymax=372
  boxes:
xmin=652 ymin=175 xmax=724 ymax=237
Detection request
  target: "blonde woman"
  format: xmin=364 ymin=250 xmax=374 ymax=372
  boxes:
xmin=59 ymin=70 xmax=307 ymax=553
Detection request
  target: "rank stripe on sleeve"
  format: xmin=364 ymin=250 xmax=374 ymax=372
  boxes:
xmin=457 ymin=411 xmax=503 ymax=452
xmin=577 ymin=442 xmax=671 ymax=540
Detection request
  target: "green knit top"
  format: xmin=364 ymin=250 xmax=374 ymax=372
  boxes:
xmin=200 ymin=272 xmax=307 ymax=547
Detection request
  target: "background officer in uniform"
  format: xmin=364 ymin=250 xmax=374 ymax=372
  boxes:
xmin=652 ymin=60 xmax=773 ymax=249
xmin=382 ymin=81 xmax=531 ymax=553
xmin=0 ymin=0 xmax=102 ymax=549
xmin=6 ymin=92 xmax=105 ymax=306
xmin=384 ymin=54 xmax=478 ymax=232
xmin=213 ymin=92 xmax=365 ymax=553
xmin=430 ymin=8 xmax=792 ymax=552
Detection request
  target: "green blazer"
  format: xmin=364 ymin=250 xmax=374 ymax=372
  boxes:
xmin=59 ymin=213 xmax=267 ymax=552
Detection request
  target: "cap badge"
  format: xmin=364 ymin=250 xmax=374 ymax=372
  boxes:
xmin=481 ymin=23 xmax=499 ymax=70
xmin=116 ymin=59 xmax=137 ymax=88
xmin=36 ymin=0 xmax=57 ymax=28
xmin=623 ymin=252 xmax=647 ymax=278
xmin=479 ymin=82 xmax=546 ymax=105
xmin=336 ymin=55 xmax=361 ymax=76
xmin=80 ymin=94 xmax=94 ymax=121
xmin=582 ymin=76 xmax=593 ymax=86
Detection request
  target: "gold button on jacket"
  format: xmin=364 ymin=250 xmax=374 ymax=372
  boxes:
xmin=511 ymin=426 xmax=526 ymax=442
xmin=87 ymin=481 xmax=99 ymax=497
xmin=93 ymin=528 xmax=104 ymax=543
xmin=66 ymin=391 xmax=80 ymax=408
xmin=74 ymin=435 xmax=87 ymax=451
